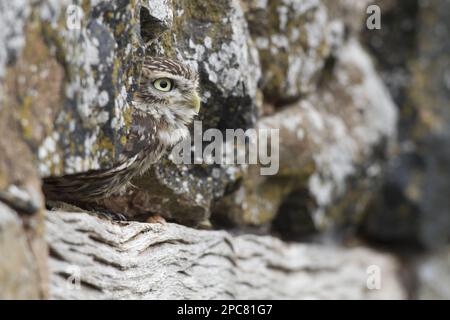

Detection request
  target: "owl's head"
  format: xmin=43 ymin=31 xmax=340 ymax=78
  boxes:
xmin=135 ymin=57 xmax=200 ymax=129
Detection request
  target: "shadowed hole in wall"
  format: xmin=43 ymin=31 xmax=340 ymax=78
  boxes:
xmin=271 ymin=188 xmax=318 ymax=243
xmin=139 ymin=5 xmax=166 ymax=45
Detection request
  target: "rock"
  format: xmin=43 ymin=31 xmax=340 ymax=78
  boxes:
xmin=140 ymin=0 xmax=173 ymax=44
xmin=0 ymin=0 xmax=144 ymax=298
xmin=0 ymin=202 xmax=46 ymax=299
xmin=0 ymin=0 xmax=43 ymax=215
xmin=243 ymin=0 xmax=331 ymax=103
xmin=105 ymin=0 xmax=261 ymax=226
xmin=361 ymin=0 xmax=450 ymax=249
xmin=46 ymin=210 xmax=406 ymax=299
xmin=213 ymin=40 xmax=397 ymax=231
xmin=241 ymin=0 xmax=373 ymax=104
xmin=325 ymin=0 xmax=372 ymax=36
xmin=3 ymin=0 xmax=447 ymax=300
xmin=361 ymin=0 xmax=418 ymax=113
xmin=109 ymin=1 xmax=397 ymax=229
xmin=0 ymin=0 xmax=398 ymax=230
xmin=416 ymin=248 xmax=450 ymax=299
xmin=0 ymin=0 xmax=145 ymax=188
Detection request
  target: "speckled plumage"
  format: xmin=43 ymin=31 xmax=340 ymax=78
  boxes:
xmin=43 ymin=57 xmax=200 ymax=204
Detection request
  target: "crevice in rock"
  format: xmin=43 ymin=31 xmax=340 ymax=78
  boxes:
xmin=271 ymin=188 xmax=318 ymax=243
xmin=139 ymin=6 xmax=165 ymax=45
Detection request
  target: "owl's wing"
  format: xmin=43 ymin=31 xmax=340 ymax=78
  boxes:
xmin=121 ymin=113 xmax=159 ymax=160
xmin=43 ymin=114 xmax=162 ymax=203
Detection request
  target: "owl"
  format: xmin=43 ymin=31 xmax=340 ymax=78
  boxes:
xmin=43 ymin=57 xmax=200 ymax=205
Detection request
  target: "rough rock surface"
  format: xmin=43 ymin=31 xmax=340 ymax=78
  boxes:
xmin=361 ymin=0 xmax=450 ymax=249
xmin=213 ymin=40 xmax=397 ymax=230
xmin=103 ymin=0 xmax=397 ymax=229
xmin=0 ymin=0 xmax=148 ymax=214
xmin=0 ymin=0 xmax=397 ymax=229
xmin=0 ymin=0 xmax=448 ymax=299
xmin=244 ymin=0 xmax=330 ymax=103
xmin=46 ymin=211 xmax=405 ymax=299
xmin=416 ymin=248 xmax=450 ymax=299
xmin=0 ymin=203 xmax=46 ymax=299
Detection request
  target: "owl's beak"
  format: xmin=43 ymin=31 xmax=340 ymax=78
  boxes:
xmin=191 ymin=92 xmax=201 ymax=113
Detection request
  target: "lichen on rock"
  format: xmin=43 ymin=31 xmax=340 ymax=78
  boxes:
xmin=1 ymin=0 xmax=449 ymax=300
xmin=95 ymin=0 xmax=398 ymax=229
xmin=244 ymin=0 xmax=332 ymax=103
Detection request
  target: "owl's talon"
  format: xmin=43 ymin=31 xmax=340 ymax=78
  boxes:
xmin=116 ymin=213 xmax=128 ymax=221
xmin=94 ymin=211 xmax=127 ymax=222
xmin=146 ymin=215 xmax=166 ymax=225
xmin=198 ymin=219 xmax=213 ymax=230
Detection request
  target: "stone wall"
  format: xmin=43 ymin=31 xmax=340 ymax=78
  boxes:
xmin=0 ymin=0 xmax=448 ymax=299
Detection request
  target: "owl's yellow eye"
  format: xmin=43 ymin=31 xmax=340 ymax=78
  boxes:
xmin=153 ymin=78 xmax=173 ymax=92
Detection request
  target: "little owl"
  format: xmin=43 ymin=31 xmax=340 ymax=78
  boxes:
xmin=43 ymin=57 xmax=200 ymax=205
